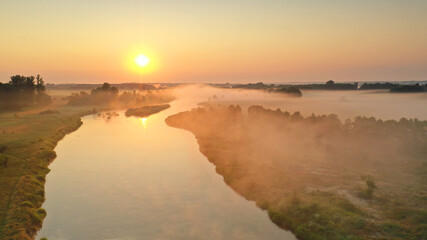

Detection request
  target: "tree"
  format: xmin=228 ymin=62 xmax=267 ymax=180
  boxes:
xmin=91 ymin=82 xmax=119 ymax=95
xmin=0 ymin=74 xmax=50 ymax=111
xmin=35 ymin=75 xmax=45 ymax=93
xmin=326 ymin=80 xmax=335 ymax=86
xmin=10 ymin=75 xmax=27 ymax=88
xmin=359 ymin=175 xmax=377 ymax=199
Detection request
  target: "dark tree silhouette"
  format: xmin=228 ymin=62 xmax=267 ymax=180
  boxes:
xmin=326 ymin=80 xmax=335 ymax=86
xmin=0 ymin=74 xmax=51 ymax=111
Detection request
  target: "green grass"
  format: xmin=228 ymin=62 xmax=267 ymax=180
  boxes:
xmin=0 ymin=106 xmax=95 ymax=239
xmin=268 ymin=192 xmax=369 ymax=240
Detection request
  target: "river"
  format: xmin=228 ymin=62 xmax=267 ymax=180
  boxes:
xmin=36 ymin=93 xmax=297 ymax=240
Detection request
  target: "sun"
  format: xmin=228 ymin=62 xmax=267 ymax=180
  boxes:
xmin=135 ymin=54 xmax=150 ymax=67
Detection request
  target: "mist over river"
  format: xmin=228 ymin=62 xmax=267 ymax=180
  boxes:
xmin=37 ymin=86 xmax=426 ymax=240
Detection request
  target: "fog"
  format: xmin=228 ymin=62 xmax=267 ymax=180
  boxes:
xmin=171 ymin=85 xmax=427 ymax=120
xmin=166 ymin=84 xmax=427 ymax=239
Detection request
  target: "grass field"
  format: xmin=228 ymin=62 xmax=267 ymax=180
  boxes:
xmin=0 ymin=103 xmax=96 ymax=239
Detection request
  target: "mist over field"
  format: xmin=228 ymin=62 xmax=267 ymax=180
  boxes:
xmin=166 ymin=85 xmax=427 ymax=239
xmin=172 ymin=85 xmax=427 ymax=120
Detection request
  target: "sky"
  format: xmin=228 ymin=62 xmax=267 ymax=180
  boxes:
xmin=1 ymin=0 xmax=427 ymax=84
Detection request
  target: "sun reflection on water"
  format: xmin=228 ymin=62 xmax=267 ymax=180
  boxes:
xmin=141 ymin=118 xmax=148 ymax=128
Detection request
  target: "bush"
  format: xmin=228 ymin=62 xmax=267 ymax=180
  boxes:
xmin=268 ymin=209 xmax=288 ymax=227
xmin=358 ymin=175 xmax=377 ymax=199
xmin=29 ymin=209 xmax=43 ymax=225
xmin=37 ymin=150 xmax=56 ymax=161
xmin=36 ymin=175 xmax=45 ymax=182
xmin=35 ymin=189 xmax=45 ymax=197
xmin=19 ymin=201 xmax=34 ymax=207
xmin=36 ymin=208 xmax=47 ymax=216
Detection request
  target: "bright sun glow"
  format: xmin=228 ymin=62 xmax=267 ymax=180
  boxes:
xmin=135 ymin=54 xmax=150 ymax=67
xmin=141 ymin=118 xmax=148 ymax=128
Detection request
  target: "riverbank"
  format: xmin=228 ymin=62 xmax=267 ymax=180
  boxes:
xmin=0 ymin=106 xmax=96 ymax=239
xmin=165 ymin=104 xmax=427 ymax=240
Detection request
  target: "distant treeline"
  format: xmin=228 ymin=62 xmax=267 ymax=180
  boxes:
xmin=229 ymin=80 xmax=427 ymax=93
xmin=46 ymin=82 xmax=179 ymax=91
xmin=247 ymin=105 xmax=427 ymax=140
xmin=360 ymin=82 xmax=427 ymax=92
xmin=231 ymin=80 xmax=357 ymax=91
xmin=67 ymin=82 xmax=174 ymax=106
xmin=271 ymin=87 xmax=302 ymax=97
xmin=230 ymin=82 xmax=303 ymax=97
xmin=0 ymin=75 xmax=51 ymax=111
xmin=287 ymin=80 xmax=358 ymax=90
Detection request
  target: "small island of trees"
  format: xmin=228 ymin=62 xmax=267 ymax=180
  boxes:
xmin=66 ymin=82 xmax=174 ymax=107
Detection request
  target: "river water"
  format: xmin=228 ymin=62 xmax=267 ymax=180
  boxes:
xmin=36 ymin=92 xmax=296 ymax=240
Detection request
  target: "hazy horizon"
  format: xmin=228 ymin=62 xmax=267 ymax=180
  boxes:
xmin=2 ymin=79 xmax=427 ymax=85
xmin=32 ymin=80 xmax=427 ymax=86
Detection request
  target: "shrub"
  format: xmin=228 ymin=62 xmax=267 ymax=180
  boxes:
xmin=358 ymin=175 xmax=377 ymax=199
xmin=19 ymin=201 xmax=33 ymax=207
xmin=29 ymin=209 xmax=43 ymax=225
xmin=36 ymin=175 xmax=45 ymax=182
xmin=35 ymin=189 xmax=44 ymax=197
xmin=36 ymin=208 xmax=47 ymax=216
xmin=37 ymin=150 xmax=56 ymax=161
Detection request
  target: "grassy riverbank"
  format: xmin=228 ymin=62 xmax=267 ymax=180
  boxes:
xmin=166 ymin=104 xmax=427 ymax=240
xmin=0 ymin=105 xmax=96 ymax=239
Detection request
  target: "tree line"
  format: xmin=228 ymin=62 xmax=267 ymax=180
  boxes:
xmin=0 ymin=75 xmax=51 ymax=111
xmin=67 ymin=82 xmax=174 ymax=107
xmin=230 ymin=81 xmax=427 ymax=92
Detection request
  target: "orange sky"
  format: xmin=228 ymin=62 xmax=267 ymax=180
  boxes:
xmin=0 ymin=1 xmax=426 ymax=83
